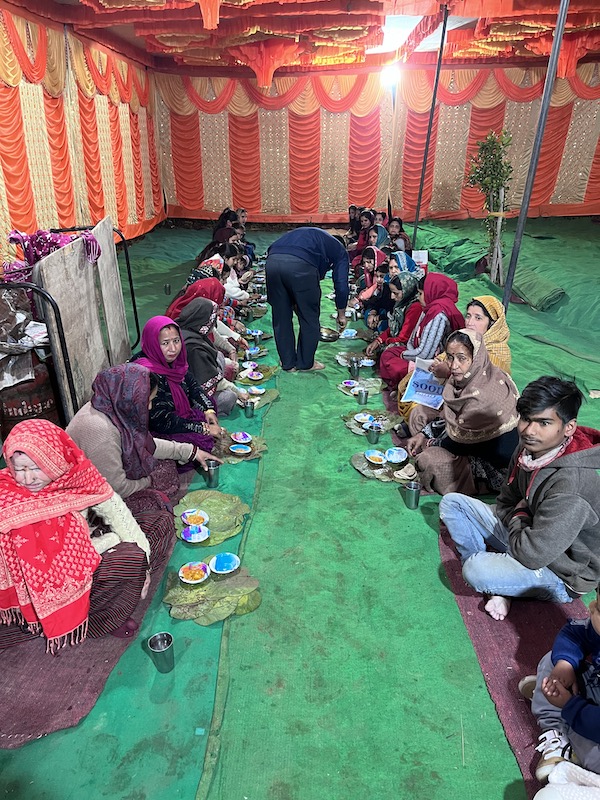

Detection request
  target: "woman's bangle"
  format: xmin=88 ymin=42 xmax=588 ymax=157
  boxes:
xmin=189 ymin=445 xmax=198 ymax=463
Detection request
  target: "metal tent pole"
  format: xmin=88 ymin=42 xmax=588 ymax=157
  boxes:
xmin=412 ymin=4 xmax=449 ymax=250
xmin=502 ymin=0 xmax=570 ymax=311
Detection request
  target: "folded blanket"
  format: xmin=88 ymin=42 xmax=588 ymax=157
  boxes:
xmin=512 ymin=268 xmax=565 ymax=311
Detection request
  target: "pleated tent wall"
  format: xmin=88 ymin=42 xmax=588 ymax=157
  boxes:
xmin=1 ymin=4 xmax=600 ymax=246
xmin=0 ymin=9 xmax=164 ymax=260
xmin=157 ymin=66 xmax=600 ymax=221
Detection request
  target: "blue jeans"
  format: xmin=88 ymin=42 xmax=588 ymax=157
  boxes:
xmin=439 ymin=493 xmax=572 ymax=603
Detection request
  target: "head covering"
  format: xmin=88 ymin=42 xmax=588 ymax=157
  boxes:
xmin=391 ymin=250 xmax=419 ymax=275
xmin=136 ymin=317 xmax=191 ymax=417
xmin=469 ymin=295 xmax=512 ymax=374
xmin=214 ymin=228 xmax=237 ymax=244
xmin=177 ymin=299 xmax=222 ymax=394
xmin=0 ymin=420 xmax=113 ymax=651
xmin=443 ymin=330 xmax=519 ymax=444
xmin=387 ymin=273 xmax=418 ymax=337
xmin=361 ymin=246 xmax=387 ymax=288
xmin=185 ymin=255 xmax=224 ymax=287
xmin=372 ymin=224 xmax=387 ymax=248
xmin=166 ymin=277 xmax=225 ymax=320
xmin=420 ymin=273 xmax=465 ymax=333
xmin=91 ymin=364 xmax=157 ymax=481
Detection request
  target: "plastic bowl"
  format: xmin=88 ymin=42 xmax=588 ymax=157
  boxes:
xmin=181 ymin=508 xmax=209 ymax=526
xmin=247 ymin=371 xmax=264 ymax=381
xmin=181 ymin=525 xmax=210 ymax=544
xmin=230 ymin=444 xmax=252 ymax=455
xmin=179 ymin=561 xmax=211 ymax=585
xmin=364 ymin=449 xmax=387 ymax=466
xmin=209 ymin=552 xmax=241 ymax=575
xmin=385 ymin=447 xmax=409 ymax=465
xmin=231 ymin=431 xmax=253 ymax=444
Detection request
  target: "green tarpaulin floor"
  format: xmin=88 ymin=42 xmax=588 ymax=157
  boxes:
xmin=1 ymin=218 xmax=599 ymax=800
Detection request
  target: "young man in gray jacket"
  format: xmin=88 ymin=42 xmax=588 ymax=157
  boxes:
xmin=439 ymin=376 xmax=600 ymax=622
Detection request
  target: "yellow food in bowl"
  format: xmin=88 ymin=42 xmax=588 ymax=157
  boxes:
xmin=181 ymin=564 xmax=207 ymax=581
xmin=186 ymin=514 xmax=206 ymax=525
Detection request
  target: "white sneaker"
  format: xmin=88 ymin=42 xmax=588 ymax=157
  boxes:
xmin=535 ymin=729 xmax=574 ymax=782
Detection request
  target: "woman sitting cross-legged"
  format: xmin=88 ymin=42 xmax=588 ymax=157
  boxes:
xmin=406 ymin=329 xmax=520 ymax=496
xmin=364 ymin=273 xmax=421 ymax=359
xmin=176 ymin=298 xmax=249 ymax=417
xmin=0 ymin=420 xmax=171 ymax=649
xmin=67 ymin=364 xmax=218 ymax=518
xmin=378 ymin=272 xmax=464 ymax=391
xmin=133 ymin=316 xmax=225 ymax=466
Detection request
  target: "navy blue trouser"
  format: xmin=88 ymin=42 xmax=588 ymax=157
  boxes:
xmin=265 ymin=253 xmax=321 ymax=370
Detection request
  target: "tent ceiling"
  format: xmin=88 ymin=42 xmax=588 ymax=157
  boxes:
xmin=20 ymin=0 xmax=600 ymax=83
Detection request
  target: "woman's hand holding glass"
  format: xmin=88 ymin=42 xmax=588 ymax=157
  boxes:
xmin=194 ymin=449 xmax=224 ymax=470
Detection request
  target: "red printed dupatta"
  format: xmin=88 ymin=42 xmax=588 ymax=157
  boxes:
xmin=0 ymin=420 xmax=113 ymax=652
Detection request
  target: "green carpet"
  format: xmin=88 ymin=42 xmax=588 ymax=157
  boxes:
xmin=2 ymin=218 xmax=600 ymax=800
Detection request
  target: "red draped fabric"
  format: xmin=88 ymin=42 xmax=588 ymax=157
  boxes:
xmin=0 ymin=83 xmax=37 ymax=231
xmin=402 ymin=107 xmax=440 ymax=218
xmin=183 ymin=76 xmax=236 ymax=113
xmin=170 ymin=112 xmax=204 ymax=210
xmin=129 ymin=109 xmax=146 ymax=223
xmin=348 ymin=108 xmax=380 ymax=208
xmin=288 ymin=110 xmax=320 ymax=214
xmin=107 ymin=102 xmax=129 ymax=230
xmin=460 ymin=103 xmax=506 ymax=213
xmin=228 ymin=112 xmax=261 ymax=212
xmin=43 ymin=93 xmax=76 ymax=229
xmin=77 ymin=87 xmax=106 ymax=223
xmin=146 ymin=113 xmax=163 ymax=215
xmin=241 ymin=77 xmax=309 ymax=109
xmin=530 ymin=103 xmax=574 ymax=209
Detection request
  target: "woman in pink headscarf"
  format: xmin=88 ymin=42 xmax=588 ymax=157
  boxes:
xmin=134 ymin=316 xmax=224 ymax=466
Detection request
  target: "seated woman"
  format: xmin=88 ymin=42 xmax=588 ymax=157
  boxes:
xmin=406 ymin=330 xmax=520 ymax=495
xmin=355 ymin=245 xmax=387 ymax=293
xmin=0 ymin=420 xmax=170 ymax=649
xmin=177 ymin=298 xmax=249 ymax=417
xmin=212 ymin=207 xmax=239 ymax=238
xmin=185 ymin=242 xmax=244 ymax=287
xmin=384 ymin=217 xmax=412 ymax=253
xmin=67 ymin=364 xmax=217 ymax=517
xmin=388 ymin=250 xmax=423 ymax=279
xmin=364 ymin=273 xmax=420 ymax=358
xmin=378 ymin=273 xmax=464 ymax=391
xmin=351 ymin=223 xmax=386 ymax=271
xmin=134 ymin=316 xmax=224 ymax=462
xmin=347 ymin=209 xmax=374 ymax=260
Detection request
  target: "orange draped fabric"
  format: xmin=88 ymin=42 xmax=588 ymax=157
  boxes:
xmin=402 ymin=107 xmax=440 ymax=218
xmin=529 ymin=103 xmax=574 ymax=208
xmin=146 ymin=113 xmax=163 ymax=215
xmin=460 ymin=103 xmax=506 ymax=213
xmin=288 ymin=109 xmax=320 ymax=214
xmin=43 ymin=93 xmax=76 ymax=229
xmin=182 ymin=76 xmax=236 ymax=113
xmin=170 ymin=112 xmax=204 ymax=210
xmin=2 ymin=11 xmax=48 ymax=84
xmin=113 ymin=63 xmax=133 ymax=104
xmin=84 ymin=47 xmax=113 ymax=97
xmin=348 ymin=108 xmax=380 ymax=208
xmin=0 ymin=82 xmax=37 ymax=232
xmin=569 ymin=72 xmax=600 ymax=101
xmin=129 ymin=109 xmax=145 ymax=223
xmin=241 ymin=77 xmax=309 ymax=110
xmin=107 ymin=102 xmax=129 ymax=230
xmin=313 ymin=74 xmax=369 ymax=114
xmin=493 ymin=69 xmax=544 ymax=102
xmin=77 ymin=86 xmax=106 ymax=224
xmin=432 ymin=71 xmax=489 ymax=106
xmin=228 ymin=112 xmax=261 ymax=212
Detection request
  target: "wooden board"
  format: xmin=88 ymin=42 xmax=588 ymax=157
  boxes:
xmin=92 ymin=216 xmax=131 ymax=365
xmin=33 ymin=238 xmax=108 ymax=421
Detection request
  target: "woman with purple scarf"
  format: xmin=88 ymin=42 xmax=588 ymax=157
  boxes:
xmin=133 ymin=316 xmax=223 ymax=462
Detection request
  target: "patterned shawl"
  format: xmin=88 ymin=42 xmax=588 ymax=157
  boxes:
xmin=166 ymin=277 xmax=225 ymax=321
xmin=177 ymin=299 xmax=222 ymax=395
xmin=443 ymin=330 xmax=519 ymax=444
xmin=91 ymin=364 xmax=157 ymax=480
xmin=391 ymin=250 xmax=419 ymax=274
xmin=136 ymin=316 xmax=192 ymax=418
xmin=387 ymin=273 xmax=418 ymax=337
xmin=0 ymin=420 xmax=113 ymax=651
xmin=472 ymin=295 xmax=512 ymax=374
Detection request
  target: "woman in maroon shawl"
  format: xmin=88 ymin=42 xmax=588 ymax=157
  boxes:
xmin=134 ymin=316 xmax=224 ymax=467
xmin=379 ymin=272 xmax=465 ymax=390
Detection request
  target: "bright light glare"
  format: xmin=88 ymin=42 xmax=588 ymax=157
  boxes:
xmin=380 ymin=64 xmax=401 ymax=88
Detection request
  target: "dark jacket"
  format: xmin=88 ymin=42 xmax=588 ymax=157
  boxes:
xmin=495 ymin=426 xmax=600 ymax=594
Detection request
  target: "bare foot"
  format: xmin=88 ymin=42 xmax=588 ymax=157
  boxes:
xmin=484 ymin=595 xmax=511 ymax=621
xmin=300 ymin=360 xmax=325 ymax=371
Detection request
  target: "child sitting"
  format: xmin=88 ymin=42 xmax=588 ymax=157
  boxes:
xmin=519 ymin=587 xmax=600 ymax=783
xmin=361 ymin=263 xmax=394 ymax=332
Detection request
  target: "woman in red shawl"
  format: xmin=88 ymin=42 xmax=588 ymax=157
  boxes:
xmin=378 ymin=272 xmax=465 ymax=391
xmin=0 ymin=420 xmax=163 ymax=651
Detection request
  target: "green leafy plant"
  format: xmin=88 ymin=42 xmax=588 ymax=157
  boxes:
xmin=466 ymin=129 xmax=513 ymax=285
